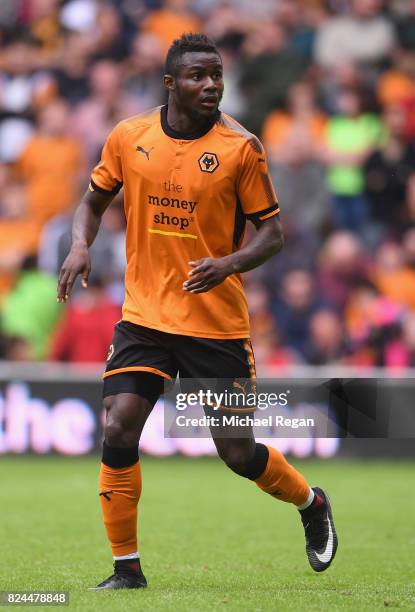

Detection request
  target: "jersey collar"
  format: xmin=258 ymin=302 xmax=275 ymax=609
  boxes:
xmin=160 ymin=104 xmax=220 ymax=140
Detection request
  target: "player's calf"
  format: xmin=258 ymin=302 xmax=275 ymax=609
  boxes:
xmin=214 ymin=438 xmax=258 ymax=477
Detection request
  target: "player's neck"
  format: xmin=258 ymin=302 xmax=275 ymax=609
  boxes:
xmin=164 ymin=102 xmax=218 ymax=140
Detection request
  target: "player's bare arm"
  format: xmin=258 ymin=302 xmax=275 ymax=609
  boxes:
xmin=57 ymin=188 xmax=114 ymax=302
xmin=183 ymin=215 xmax=284 ymax=294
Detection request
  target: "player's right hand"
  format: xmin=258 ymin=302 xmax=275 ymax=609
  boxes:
xmin=57 ymin=244 xmax=91 ymax=302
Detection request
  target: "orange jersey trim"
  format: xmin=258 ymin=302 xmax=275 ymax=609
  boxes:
xmin=259 ymin=208 xmax=280 ymax=221
xmin=103 ymin=366 xmax=172 ymax=381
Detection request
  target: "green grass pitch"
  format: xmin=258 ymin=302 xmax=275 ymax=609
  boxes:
xmin=0 ymin=456 xmax=414 ymax=611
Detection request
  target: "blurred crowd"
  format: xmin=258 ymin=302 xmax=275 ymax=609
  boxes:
xmin=0 ymin=0 xmax=415 ymax=369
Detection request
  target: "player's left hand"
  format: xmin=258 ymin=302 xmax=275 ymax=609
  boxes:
xmin=183 ymin=258 xmax=232 ymax=293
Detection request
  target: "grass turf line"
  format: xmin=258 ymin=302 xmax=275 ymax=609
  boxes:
xmin=0 ymin=456 xmax=414 ymax=611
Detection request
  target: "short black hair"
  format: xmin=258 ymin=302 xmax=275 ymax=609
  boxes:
xmin=165 ymin=32 xmax=220 ymax=76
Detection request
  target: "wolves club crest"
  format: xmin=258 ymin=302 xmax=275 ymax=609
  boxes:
xmin=198 ymin=152 xmax=219 ymax=173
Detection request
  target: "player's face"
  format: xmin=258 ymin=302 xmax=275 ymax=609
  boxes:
xmin=173 ymin=52 xmax=224 ymax=118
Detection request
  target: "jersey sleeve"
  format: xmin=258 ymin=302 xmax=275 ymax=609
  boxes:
xmin=237 ymin=136 xmax=280 ymax=222
xmin=90 ymin=123 xmax=123 ymax=195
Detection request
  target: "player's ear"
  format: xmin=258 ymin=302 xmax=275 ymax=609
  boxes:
xmin=164 ymin=74 xmax=175 ymax=92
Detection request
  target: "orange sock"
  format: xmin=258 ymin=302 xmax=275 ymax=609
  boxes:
xmin=255 ymin=446 xmax=310 ymax=505
xmin=99 ymin=461 xmax=142 ymax=557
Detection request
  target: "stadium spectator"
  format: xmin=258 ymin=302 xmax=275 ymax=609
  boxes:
xmin=50 ymin=277 xmax=120 ymax=363
xmin=304 ymin=309 xmax=346 ymax=365
xmin=24 ymin=0 xmax=64 ymax=64
xmin=393 ymin=0 xmax=415 ymax=51
xmin=276 ymin=0 xmax=328 ymax=62
xmin=318 ymin=61 xmax=363 ymax=116
xmin=63 ymin=202 xmax=125 ymax=287
xmin=215 ymin=37 xmax=246 ymax=118
xmin=256 ymin=225 xmax=318 ymax=301
xmin=38 ymin=198 xmax=125 ymax=298
xmin=371 ymin=240 xmax=415 ymax=309
xmin=272 ymin=269 xmax=325 ymax=357
xmin=59 ymin=0 xmax=99 ymax=35
xmin=314 ymin=0 xmax=395 ymax=70
xmin=17 ymin=98 xmax=85 ymax=224
xmin=0 ymin=1 xmax=19 ymax=31
xmin=0 ymin=37 xmax=54 ymax=162
xmin=248 ymin=319 xmax=302 ymax=368
xmin=364 ymin=103 xmax=415 ymax=241
xmin=0 ymin=256 xmax=62 ymax=359
xmin=239 ymin=21 xmax=307 ymax=134
xmin=202 ymin=2 xmax=249 ymax=42
xmin=246 ymin=280 xmax=279 ymax=355
xmin=262 ymin=81 xmax=329 ymax=240
xmin=72 ymin=59 xmax=139 ymax=163
xmin=0 ymin=333 xmax=32 ymax=361
xmin=124 ymin=32 xmax=165 ymax=110
xmin=51 ymin=31 xmax=93 ymax=104
xmin=390 ymin=311 xmax=415 ymax=367
xmin=246 ymin=280 xmax=275 ymax=331
xmin=376 ymin=46 xmax=415 ymax=138
xmin=345 ymin=281 xmax=395 ymax=342
xmin=89 ymin=3 xmax=131 ymax=62
xmin=320 ymin=87 xmax=383 ymax=232
xmin=402 ymin=226 xmax=415 ymax=268
xmin=407 ymin=174 xmax=415 ymax=221
xmin=0 ymin=178 xmax=39 ymax=299
xmin=344 ymin=280 xmax=405 ymax=366
xmin=141 ymin=0 xmax=201 ymax=54
xmin=317 ymin=232 xmax=369 ymax=310
xmin=262 ymin=81 xmax=327 ymax=165
xmin=376 ymin=48 xmax=415 ymax=108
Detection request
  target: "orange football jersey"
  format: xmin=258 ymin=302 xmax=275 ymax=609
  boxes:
xmin=90 ymin=105 xmax=279 ymax=339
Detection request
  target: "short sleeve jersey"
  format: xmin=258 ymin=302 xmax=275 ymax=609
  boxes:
xmin=90 ymin=105 xmax=279 ymax=339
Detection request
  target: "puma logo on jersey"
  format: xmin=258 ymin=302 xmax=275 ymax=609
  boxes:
xmin=233 ymin=380 xmax=249 ymax=394
xmin=136 ymin=145 xmax=154 ymax=160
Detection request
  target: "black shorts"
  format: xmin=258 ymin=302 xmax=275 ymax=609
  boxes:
xmin=103 ymin=321 xmax=256 ymax=402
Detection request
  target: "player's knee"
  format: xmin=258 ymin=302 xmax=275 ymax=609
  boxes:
xmin=104 ymin=420 xmax=127 ymax=446
xmin=217 ymin=444 xmax=253 ymax=476
xmin=104 ymin=422 xmax=138 ymax=447
xmin=103 ymin=397 xmax=139 ymax=447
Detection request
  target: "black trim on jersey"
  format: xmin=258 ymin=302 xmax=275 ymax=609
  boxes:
xmin=233 ymin=196 xmax=246 ymax=249
xmin=245 ymin=202 xmax=279 ymax=223
xmin=160 ymin=105 xmax=220 ymax=140
xmin=90 ymin=178 xmax=123 ymax=196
